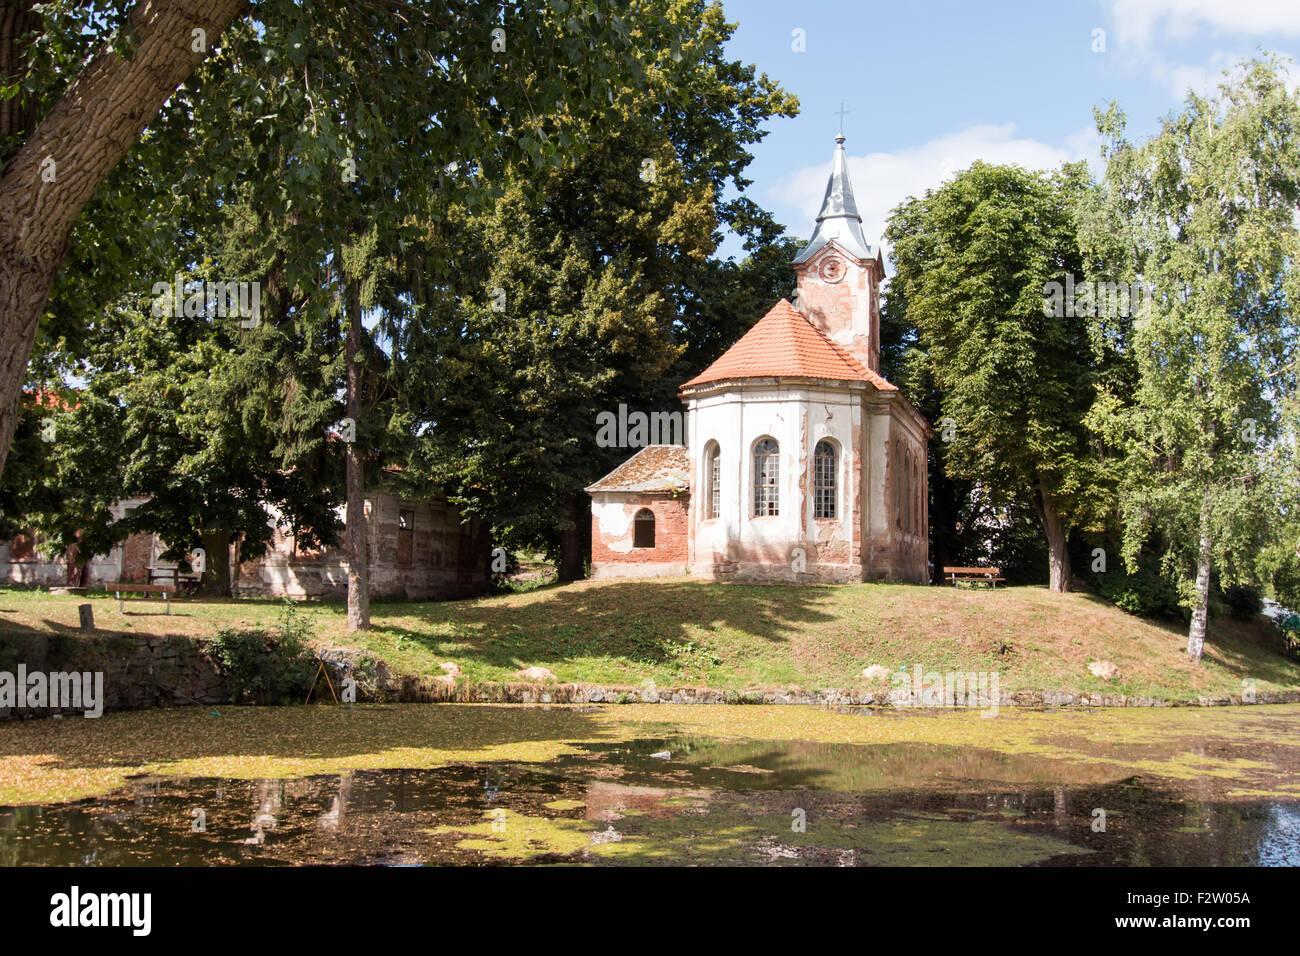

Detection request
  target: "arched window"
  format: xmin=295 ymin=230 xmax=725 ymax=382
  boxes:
xmin=633 ymin=508 xmax=655 ymax=549
xmin=704 ymin=441 xmax=721 ymax=520
xmin=813 ymin=440 xmax=837 ymax=519
xmin=893 ymin=439 xmax=903 ymax=530
xmin=915 ymin=454 xmax=924 ymax=535
xmin=753 ymin=438 xmax=780 ymax=516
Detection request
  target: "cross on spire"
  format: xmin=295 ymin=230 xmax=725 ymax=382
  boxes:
xmin=835 ymin=101 xmax=851 ymax=134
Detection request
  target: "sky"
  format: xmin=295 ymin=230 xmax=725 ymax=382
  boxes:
xmin=714 ymin=0 xmax=1300 ymax=260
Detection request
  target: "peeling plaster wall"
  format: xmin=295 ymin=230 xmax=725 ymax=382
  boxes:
xmin=794 ymin=243 xmax=881 ymax=372
xmin=687 ymin=381 xmax=865 ymax=582
xmin=237 ymin=491 xmax=489 ymax=600
xmin=863 ymin=397 xmax=930 ymax=583
xmin=589 ymin=492 xmax=689 ymax=578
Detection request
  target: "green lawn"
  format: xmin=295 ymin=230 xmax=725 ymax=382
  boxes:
xmin=1 ymin=577 xmax=1296 ymax=700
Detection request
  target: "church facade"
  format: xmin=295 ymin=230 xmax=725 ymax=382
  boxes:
xmin=587 ymin=135 xmax=930 ymax=584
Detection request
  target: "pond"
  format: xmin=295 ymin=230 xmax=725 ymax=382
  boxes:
xmin=1 ymin=703 xmax=1297 ymax=865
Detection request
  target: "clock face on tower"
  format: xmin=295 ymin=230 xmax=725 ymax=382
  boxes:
xmin=818 ymin=255 xmax=845 ymax=283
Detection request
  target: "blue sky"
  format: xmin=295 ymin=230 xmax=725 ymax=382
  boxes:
xmin=715 ymin=0 xmax=1300 ymax=259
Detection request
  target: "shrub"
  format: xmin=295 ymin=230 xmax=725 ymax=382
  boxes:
xmin=1222 ymin=584 xmax=1264 ymax=620
xmin=204 ymin=602 xmax=317 ymax=705
xmin=1095 ymin=560 xmax=1185 ymax=621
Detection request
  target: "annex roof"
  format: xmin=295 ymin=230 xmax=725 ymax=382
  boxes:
xmin=584 ymin=445 xmax=690 ymax=494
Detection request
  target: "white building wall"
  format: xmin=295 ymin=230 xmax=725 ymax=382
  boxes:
xmin=688 ymin=380 xmax=865 ymax=580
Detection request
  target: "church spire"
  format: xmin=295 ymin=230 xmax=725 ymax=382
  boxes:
xmin=792 ymin=133 xmax=875 ymax=264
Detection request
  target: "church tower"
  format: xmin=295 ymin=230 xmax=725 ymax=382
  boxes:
xmin=791 ymin=134 xmax=884 ymax=373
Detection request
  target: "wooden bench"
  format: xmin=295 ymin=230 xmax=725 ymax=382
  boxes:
xmin=107 ymin=581 xmax=176 ymax=614
xmin=148 ymin=566 xmax=201 ymax=595
xmin=943 ymin=566 xmax=1005 ymax=588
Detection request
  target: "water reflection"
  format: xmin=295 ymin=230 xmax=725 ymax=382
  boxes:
xmin=0 ymin=738 xmax=1296 ymax=866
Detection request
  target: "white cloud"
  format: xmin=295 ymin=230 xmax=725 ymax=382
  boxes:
xmin=1098 ymin=1 xmax=1300 ymax=100
xmin=1102 ymin=0 xmax=1300 ymax=47
xmin=770 ymin=124 xmax=1094 ymax=257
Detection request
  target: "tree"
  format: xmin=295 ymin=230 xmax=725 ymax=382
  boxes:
xmin=0 ymin=0 xmax=654 ymax=499
xmin=4 ymin=0 xmax=661 ymax=628
xmin=1 ymin=297 xmax=344 ymax=597
xmin=0 ymin=0 xmax=248 ymax=481
xmin=886 ymin=161 xmax=1107 ymax=591
xmin=1082 ymin=58 xmax=1300 ymax=659
xmin=388 ymin=0 xmax=796 ymax=576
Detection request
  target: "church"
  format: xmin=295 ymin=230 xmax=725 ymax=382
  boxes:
xmin=586 ymin=134 xmax=930 ymax=584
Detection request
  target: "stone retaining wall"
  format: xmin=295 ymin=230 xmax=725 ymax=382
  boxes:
xmin=0 ymin=633 xmax=226 ymax=719
xmin=386 ymin=676 xmax=1300 ymax=708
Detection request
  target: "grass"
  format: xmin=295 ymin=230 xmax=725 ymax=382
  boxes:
xmin=1 ymin=577 xmax=1296 ymax=700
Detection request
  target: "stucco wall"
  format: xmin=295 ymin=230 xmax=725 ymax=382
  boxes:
xmin=794 ymin=243 xmax=882 ymax=372
xmin=237 ymin=491 xmax=489 ymax=600
xmin=0 ymin=498 xmax=150 ymax=586
xmin=686 ymin=381 xmax=866 ymax=582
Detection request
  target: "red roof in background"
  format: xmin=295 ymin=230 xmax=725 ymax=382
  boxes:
xmin=679 ymin=299 xmax=897 ymax=392
xmin=22 ymin=388 xmax=80 ymax=412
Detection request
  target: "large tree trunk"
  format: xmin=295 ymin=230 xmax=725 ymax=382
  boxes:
xmin=1035 ymin=475 xmax=1072 ymax=592
xmin=557 ymin=494 xmax=588 ymax=582
xmin=198 ymin=530 xmax=232 ymax=597
xmin=344 ymin=278 xmax=369 ymax=631
xmin=1187 ymin=492 xmax=1213 ymax=661
xmin=0 ymin=0 xmax=248 ymax=482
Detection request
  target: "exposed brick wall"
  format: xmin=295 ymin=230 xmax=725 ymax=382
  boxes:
xmin=794 ymin=246 xmax=882 ymax=372
xmin=590 ymin=494 xmax=689 ymax=568
xmin=121 ymin=532 xmax=152 ymax=583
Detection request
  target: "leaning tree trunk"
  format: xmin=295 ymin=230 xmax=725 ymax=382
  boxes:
xmin=1036 ymin=476 xmax=1072 ymax=592
xmin=1187 ymin=491 xmax=1214 ymax=661
xmin=343 ymin=278 xmax=369 ymax=631
xmin=0 ymin=0 xmax=248 ymax=482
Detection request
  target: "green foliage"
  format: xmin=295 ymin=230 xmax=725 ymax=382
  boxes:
xmin=1095 ymin=559 xmax=1187 ymax=621
xmin=885 ymin=161 xmax=1111 ymax=587
xmin=386 ymin=0 xmax=797 ymax=564
xmin=1222 ymin=584 xmax=1263 ymax=620
xmin=1080 ymin=57 xmax=1300 ymax=653
xmin=204 ymin=603 xmax=317 ymax=705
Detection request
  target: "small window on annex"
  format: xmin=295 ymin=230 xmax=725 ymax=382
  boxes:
xmin=633 ymin=508 xmax=656 ymax=548
xmin=813 ymin=440 xmax=837 ymax=519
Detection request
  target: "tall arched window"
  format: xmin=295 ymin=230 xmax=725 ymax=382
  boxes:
xmin=903 ymin=454 xmax=912 ymax=533
xmin=704 ymin=441 xmax=721 ymax=520
xmin=813 ymin=440 xmax=837 ymax=519
xmin=633 ymin=508 xmax=655 ymax=548
xmin=914 ymin=454 xmax=924 ymax=536
xmin=753 ymin=438 xmax=780 ymax=516
xmin=893 ymin=439 xmax=903 ymax=530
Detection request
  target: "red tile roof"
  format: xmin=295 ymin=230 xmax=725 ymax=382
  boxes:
xmin=679 ymin=299 xmax=897 ymax=392
xmin=585 ymin=445 xmax=690 ymax=493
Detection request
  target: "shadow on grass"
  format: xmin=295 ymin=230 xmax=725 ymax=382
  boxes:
xmin=362 ymin=578 xmax=842 ymax=671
